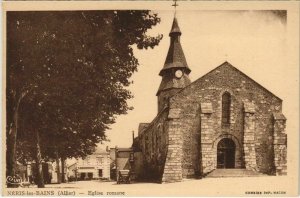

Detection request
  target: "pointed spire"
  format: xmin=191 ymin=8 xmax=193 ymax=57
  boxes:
xmin=159 ymin=17 xmax=191 ymax=76
xmin=156 ymin=7 xmax=192 ymax=110
xmin=169 ymin=17 xmax=181 ymax=36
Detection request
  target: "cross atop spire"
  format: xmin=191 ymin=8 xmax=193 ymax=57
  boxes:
xmin=172 ymin=0 xmax=178 ymax=16
xmin=156 ymin=3 xmax=191 ymax=111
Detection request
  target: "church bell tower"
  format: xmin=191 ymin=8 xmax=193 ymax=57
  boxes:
xmin=156 ymin=17 xmax=191 ymax=112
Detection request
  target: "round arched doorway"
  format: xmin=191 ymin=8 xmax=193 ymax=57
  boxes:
xmin=217 ymin=138 xmax=236 ymax=169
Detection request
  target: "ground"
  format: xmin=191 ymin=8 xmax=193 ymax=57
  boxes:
xmin=8 ymin=175 xmax=293 ymax=196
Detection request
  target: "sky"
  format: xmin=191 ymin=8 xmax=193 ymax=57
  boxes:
xmin=98 ymin=9 xmax=298 ymax=149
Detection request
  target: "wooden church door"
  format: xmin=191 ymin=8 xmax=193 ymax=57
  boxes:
xmin=217 ymin=138 xmax=235 ymax=168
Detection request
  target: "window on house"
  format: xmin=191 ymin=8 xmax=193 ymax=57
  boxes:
xmin=222 ymin=92 xmax=231 ymax=124
xmin=96 ymin=157 xmax=103 ymax=165
xmin=98 ymin=169 xmax=103 ymax=177
xmin=86 ymin=157 xmax=91 ymax=165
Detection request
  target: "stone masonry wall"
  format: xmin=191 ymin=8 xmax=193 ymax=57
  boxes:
xmin=170 ymin=62 xmax=283 ymax=177
xmin=273 ymin=113 xmax=287 ymax=175
xmin=200 ymin=103 xmax=214 ymax=174
xmin=167 ymin=103 xmax=201 ymax=178
xmin=158 ymin=88 xmax=181 ymax=113
xmin=137 ymin=107 xmax=185 ymax=182
xmin=161 ymin=112 xmax=183 ymax=182
xmin=136 ymin=108 xmax=169 ymax=181
xmin=243 ymin=102 xmax=258 ymax=171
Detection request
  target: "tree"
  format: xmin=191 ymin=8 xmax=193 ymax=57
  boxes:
xmin=7 ymin=10 xmax=162 ymax=187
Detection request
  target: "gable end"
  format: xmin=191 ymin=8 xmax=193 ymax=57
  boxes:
xmin=171 ymin=61 xmax=282 ymax=102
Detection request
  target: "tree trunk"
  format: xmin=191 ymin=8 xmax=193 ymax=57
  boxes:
xmin=6 ymin=90 xmax=27 ymax=187
xmin=35 ymin=130 xmax=45 ymax=188
xmin=61 ymin=157 xmax=65 ymax=183
xmin=6 ymin=90 xmax=28 ymax=186
xmin=55 ymin=150 xmax=61 ymax=184
xmin=6 ymin=123 xmax=17 ymax=188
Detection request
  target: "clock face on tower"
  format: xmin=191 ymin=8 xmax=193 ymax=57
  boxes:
xmin=175 ymin=70 xmax=183 ymax=78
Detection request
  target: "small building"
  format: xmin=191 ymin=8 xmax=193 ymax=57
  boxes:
xmin=108 ymin=147 xmax=117 ymax=180
xmin=75 ymin=148 xmax=110 ymax=180
xmin=115 ymin=148 xmax=133 ymax=176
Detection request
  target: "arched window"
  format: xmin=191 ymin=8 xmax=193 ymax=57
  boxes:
xmin=222 ymin=92 xmax=231 ymax=124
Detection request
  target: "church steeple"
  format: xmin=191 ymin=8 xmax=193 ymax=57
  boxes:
xmin=159 ymin=17 xmax=191 ymax=76
xmin=156 ymin=16 xmax=191 ymax=112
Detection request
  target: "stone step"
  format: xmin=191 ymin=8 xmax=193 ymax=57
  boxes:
xmin=205 ymin=169 xmax=266 ymax=178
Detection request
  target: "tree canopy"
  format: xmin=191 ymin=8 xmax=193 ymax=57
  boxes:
xmin=7 ymin=10 xmax=162 ymax=180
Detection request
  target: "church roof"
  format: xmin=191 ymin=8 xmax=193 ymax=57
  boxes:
xmin=159 ymin=17 xmax=191 ymax=76
xmin=93 ymin=147 xmax=108 ymax=155
xmin=138 ymin=123 xmax=150 ymax=136
xmin=157 ymin=74 xmax=191 ymax=95
xmin=138 ymin=123 xmax=150 ymax=134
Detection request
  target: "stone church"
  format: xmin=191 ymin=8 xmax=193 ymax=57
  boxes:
xmin=133 ymin=16 xmax=287 ymax=183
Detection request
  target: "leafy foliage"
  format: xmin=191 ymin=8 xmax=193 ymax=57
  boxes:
xmin=7 ymin=10 xmax=162 ymax=163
